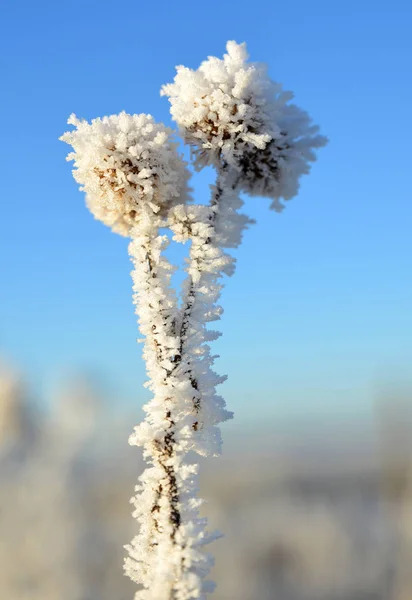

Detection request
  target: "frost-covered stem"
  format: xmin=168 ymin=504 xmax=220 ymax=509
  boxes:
xmin=125 ymin=167 xmax=244 ymax=596
xmin=169 ymin=166 xmax=244 ymax=453
xmin=172 ymin=174 xmax=226 ymax=418
xmin=178 ymin=167 xmax=229 ymax=353
xmin=126 ymin=218 xmax=217 ymax=600
xmin=130 ymin=219 xmax=181 ymax=534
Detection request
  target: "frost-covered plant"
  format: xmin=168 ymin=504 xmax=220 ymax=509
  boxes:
xmin=61 ymin=40 xmax=326 ymax=600
xmin=162 ymin=40 xmax=327 ymax=211
xmin=60 ymin=112 xmax=191 ymax=236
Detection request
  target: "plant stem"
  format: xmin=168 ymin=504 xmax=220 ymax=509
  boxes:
xmin=126 ymin=220 xmax=213 ymax=599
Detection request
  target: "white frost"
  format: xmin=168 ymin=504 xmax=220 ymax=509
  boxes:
xmin=61 ymin=39 xmax=326 ymax=600
xmin=60 ymin=112 xmax=191 ymax=235
xmin=162 ymin=40 xmax=327 ymax=211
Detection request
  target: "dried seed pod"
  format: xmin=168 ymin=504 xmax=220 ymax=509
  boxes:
xmin=162 ymin=40 xmax=327 ymax=210
xmin=61 ymin=112 xmax=191 ymax=235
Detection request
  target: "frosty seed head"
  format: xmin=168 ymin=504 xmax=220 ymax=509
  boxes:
xmin=60 ymin=112 xmax=191 ymax=235
xmin=162 ymin=40 xmax=327 ymax=210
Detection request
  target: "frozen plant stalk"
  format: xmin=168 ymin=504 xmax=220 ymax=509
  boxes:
xmin=61 ymin=41 xmax=326 ymax=600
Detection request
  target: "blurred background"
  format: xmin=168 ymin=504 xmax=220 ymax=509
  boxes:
xmin=1 ymin=363 xmax=412 ymax=600
xmin=1 ymin=0 xmax=412 ymax=598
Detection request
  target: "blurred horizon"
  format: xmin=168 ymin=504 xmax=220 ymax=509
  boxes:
xmin=2 ymin=356 xmax=411 ymax=471
xmin=2 ymin=361 xmax=412 ymax=599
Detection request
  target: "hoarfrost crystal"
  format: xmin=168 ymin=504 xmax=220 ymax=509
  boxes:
xmin=60 ymin=112 xmax=191 ymax=235
xmin=162 ymin=40 xmax=327 ymax=211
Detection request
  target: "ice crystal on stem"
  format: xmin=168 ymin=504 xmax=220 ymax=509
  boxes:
xmin=61 ymin=40 xmax=326 ymax=600
xmin=125 ymin=215 xmax=220 ymax=599
xmin=168 ymin=167 xmax=250 ymax=453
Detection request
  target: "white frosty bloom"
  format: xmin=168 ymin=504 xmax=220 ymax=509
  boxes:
xmin=162 ymin=40 xmax=327 ymax=210
xmin=61 ymin=112 xmax=191 ymax=235
xmin=61 ymin=41 xmax=327 ymax=600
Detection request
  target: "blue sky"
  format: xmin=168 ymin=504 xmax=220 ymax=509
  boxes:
xmin=1 ymin=0 xmax=411 ymax=428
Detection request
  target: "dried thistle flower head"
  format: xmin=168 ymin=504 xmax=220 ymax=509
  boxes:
xmin=162 ymin=41 xmax=327 ymax=210
xmin=60 ymin=112 xmax=191 ymax=235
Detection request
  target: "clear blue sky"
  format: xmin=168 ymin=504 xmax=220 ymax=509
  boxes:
xmin=1 ymin=0 xmax=411 ymax=428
